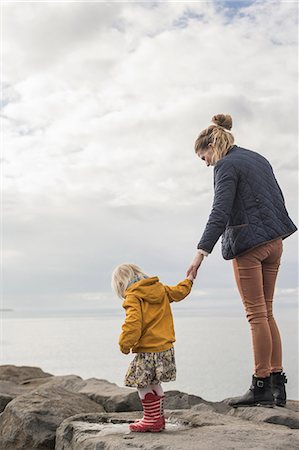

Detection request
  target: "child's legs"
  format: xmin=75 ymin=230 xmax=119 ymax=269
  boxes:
xmin=150 ymin=383 xmax=164 ymax=397
xmin=262 ymin=240 xmax=283 ymax=372
xmin=137 ymin=383 xmax=164 ymax=399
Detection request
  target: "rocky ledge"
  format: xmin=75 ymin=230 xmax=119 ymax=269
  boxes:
xmin=0 ymin=365 xmax=298 ymax=450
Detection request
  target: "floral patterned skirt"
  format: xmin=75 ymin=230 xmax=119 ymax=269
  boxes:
xmin=124 ymin=347 xmax=176 ymax=388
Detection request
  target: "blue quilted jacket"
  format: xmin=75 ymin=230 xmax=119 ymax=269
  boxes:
xmin=197 ymin=145 xmax=297 ymax=260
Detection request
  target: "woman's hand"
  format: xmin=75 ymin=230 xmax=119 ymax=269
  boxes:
xmin=186 ymin=252 xmax=205 ymax=279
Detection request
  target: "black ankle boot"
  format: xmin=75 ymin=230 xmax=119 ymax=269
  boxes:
xmin=229 ymin=375 xmax=274 ymax=408
xmin=271 ymin=371 xmax=287 ymax=407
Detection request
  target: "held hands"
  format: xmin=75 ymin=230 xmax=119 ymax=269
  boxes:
xmin=187 ymin=274 xmax=195 ymax=281
xmin=186 ymin=251 xmax=205 ymax=280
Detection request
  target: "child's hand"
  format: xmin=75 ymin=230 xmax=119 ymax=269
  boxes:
xmin=187 ymin=274 xmax=194 ymax=281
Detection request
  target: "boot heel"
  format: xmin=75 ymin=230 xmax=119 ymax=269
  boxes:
xmin=271 ymin=372 xmax=287 ymax=407
xmin=275 ymin=400 xmax=286 ymax=407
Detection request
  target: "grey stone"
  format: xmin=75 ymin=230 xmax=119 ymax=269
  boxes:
xmin=0 ymin=384 xmax=105 ymax=450
xmin=1 ymin=365 xmax=298 ymax=450
xmin=71 ymin=381 xmax=207 ymax=413
xmin=0 ymin=378 xmax=54 ymax=399
xmin=228 ymin=404 xmax=299 ymax=429
xmin=0 ymin=365 xmax=54 ymax=406
xmin=164 ymin=390 xmax=208 ymax=410
xmin=68 ymin=378 xmax=142 ymax=412
xmin=0 ymin=364 xmax=53 ymax=383
xmin=0 ymin=394 xmax=13 ymax=413
xmin=55 ymin=412 xmax=141 ymax=450
xmin=55 ymin=409 xmax=299 ymax=450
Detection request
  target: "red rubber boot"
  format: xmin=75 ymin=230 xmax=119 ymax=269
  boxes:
xmin=129 ymin=392 xmax=165 ymax=432
xmin=134 ymin=393 xmax=165 ymax=429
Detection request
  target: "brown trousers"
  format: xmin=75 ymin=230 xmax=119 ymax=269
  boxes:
xmin=232 ymin=239 xmax=283 ymax=378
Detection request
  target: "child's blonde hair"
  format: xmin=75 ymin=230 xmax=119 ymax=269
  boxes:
xmin=111 ymin=263 xmax=148 ymax=298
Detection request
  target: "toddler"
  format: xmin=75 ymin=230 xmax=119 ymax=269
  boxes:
xmin=111 ymin=263 xmax=194 ymax=432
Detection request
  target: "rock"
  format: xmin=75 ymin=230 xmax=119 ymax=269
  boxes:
xmin=0 ymin=366 xmax=54 ymax=406
xmin=55 ymin=412 xmax=142 ymax=450
xmin=286 ymin=400 xmax=299 ymax=413
xmin=0 ymin=374 xmax=84 ymax=407
xmin=228 ymin=404 xmax=299 ymax=429
xmin=0 ymin=365 xmax=53 ymax=383
xmin=1 ymin=366 xmax=298 ymax=449
xmin=164 ymin=390 xmax=208 ymax=410
xmin=67 ymin=378 xmax=142 ymax=412
xmin=0 ymin=380 xmax=28 ymax=397
xmin=0 ymin=384 xmax=105 ymax=450
xmin=39 ymin=374 xmax=85 ymax=391
xmin=167 ymin=408 xmax=231 ymax=427
xmin=68 ymin=380 xmax=207 ymax=412
xmin=0 ymin=394 xmax=13 ymax=413
xmin=55 ymin=409 xmax=299 ymax=450
xmin=0 ymin=378 xmax=54 ymax=399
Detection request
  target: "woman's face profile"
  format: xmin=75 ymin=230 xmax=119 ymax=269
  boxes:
xmin=196 ymin=144 xmax=214 ymax=167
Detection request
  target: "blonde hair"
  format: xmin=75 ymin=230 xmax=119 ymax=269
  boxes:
xmin=111 ymin=263 xmax=148 ymax=299
xmin=194 ymin=114 xmax=235 ymax=165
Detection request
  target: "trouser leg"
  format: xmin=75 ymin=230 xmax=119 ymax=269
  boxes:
xmin=262 ymin=240 xmax=283 ymax=372
xmin=233 ymin=249 xmax=272 ymax=378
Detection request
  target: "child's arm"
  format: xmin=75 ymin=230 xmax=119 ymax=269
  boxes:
xmin=119 ymin=295 xmax=142 ymax=354
xmin=164 ymin=278 xmax=193 ymax=303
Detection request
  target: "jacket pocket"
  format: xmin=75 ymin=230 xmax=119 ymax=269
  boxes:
xmin=222 ymin=224 xmax=250 ymax=259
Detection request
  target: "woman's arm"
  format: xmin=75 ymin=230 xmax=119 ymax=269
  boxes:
xmin=197 ymin=161 xmax=238 ymax=253
xmin=186 ymin=161 xmax=238 ymax=278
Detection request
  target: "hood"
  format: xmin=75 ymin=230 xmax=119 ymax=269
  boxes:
xmin=124 ymin=277 xmax=165 ymax=304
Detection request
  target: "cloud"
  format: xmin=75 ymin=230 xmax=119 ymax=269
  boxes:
xmin=2 ymin=1 xmax=298 ymax=309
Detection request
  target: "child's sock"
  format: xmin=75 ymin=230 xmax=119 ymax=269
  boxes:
xmin=149 ymin=383 xmax=164 ymax=397
xmin=137 ymin=386 xmax=155 ymax=400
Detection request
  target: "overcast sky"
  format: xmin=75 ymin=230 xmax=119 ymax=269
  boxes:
xmin=2 ymin=0 xmax=298 ymax=312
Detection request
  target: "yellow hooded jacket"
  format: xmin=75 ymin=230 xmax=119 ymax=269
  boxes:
xmin=119 ymin=277 xmax=192 ymax=354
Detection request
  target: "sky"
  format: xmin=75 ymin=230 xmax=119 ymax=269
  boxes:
xmin=1 ymin=0 xmax=298 ymax=312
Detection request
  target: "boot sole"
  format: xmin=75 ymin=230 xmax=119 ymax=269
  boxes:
xmin=129 ymin=428 xmax=164 ymax=433
xmin=231 ymin=402 xmax=274 ymax=408
xmin=134 ymin=420 xmax=165 ymax=429
xmin=133 ymin=422 xmax=165 ymax=429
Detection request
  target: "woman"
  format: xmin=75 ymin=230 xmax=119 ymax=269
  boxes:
xmin=186 ymin=114 xmax=297 ymax=408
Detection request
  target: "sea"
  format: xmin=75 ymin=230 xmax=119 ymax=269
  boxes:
xmin=1 ymin=301 xmax=298 ymax=402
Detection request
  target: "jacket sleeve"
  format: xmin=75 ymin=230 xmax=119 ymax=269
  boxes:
xmin=119 ymin=295 xmax=142 ymax=354
xmin=197 ymin=161 xmax=238 ymax=254
xmin=164 ymin=279 xmax=193 ymax=303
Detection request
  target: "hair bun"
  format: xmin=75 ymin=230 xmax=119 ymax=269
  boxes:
xmin=212 ymin=114 xmax=232 ymax=131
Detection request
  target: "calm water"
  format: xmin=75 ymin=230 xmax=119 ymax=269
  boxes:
xmin=1 ymin=307 xmax=298 ymax=402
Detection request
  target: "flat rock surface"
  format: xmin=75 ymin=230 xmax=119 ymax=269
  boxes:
xmin=56 ymin=410 xmax=299 ymax=450
xmin=227 ymin=403 xmax=299 ymax=429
